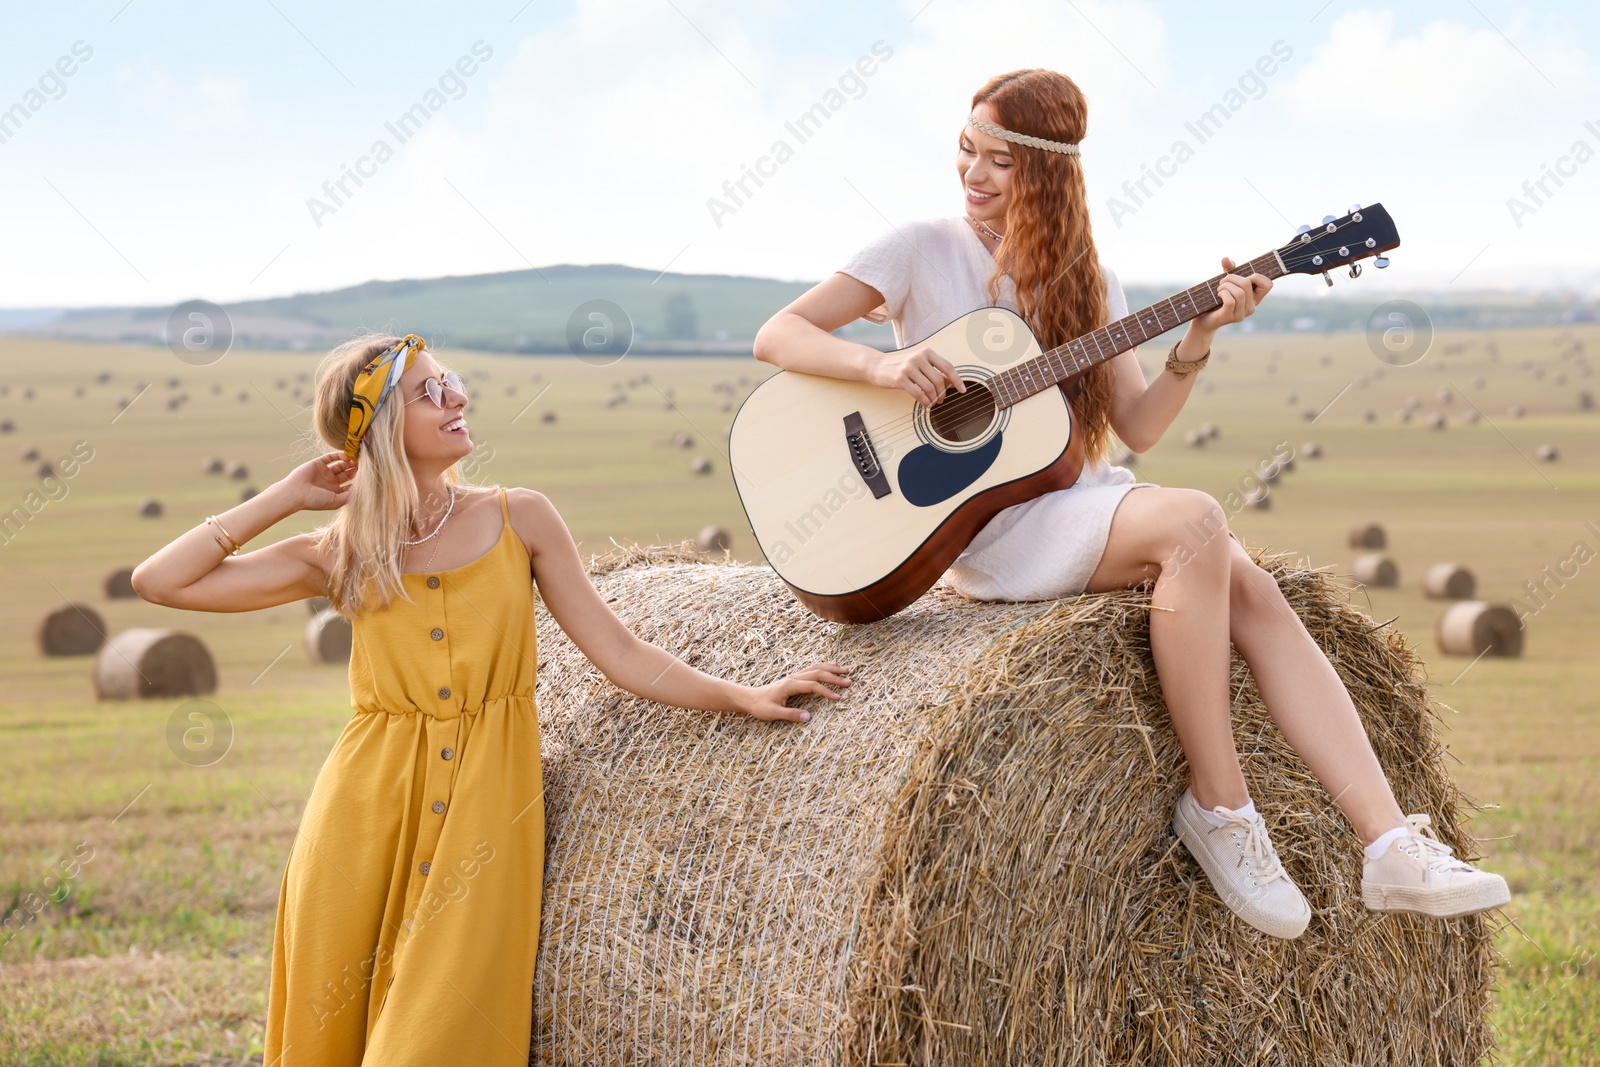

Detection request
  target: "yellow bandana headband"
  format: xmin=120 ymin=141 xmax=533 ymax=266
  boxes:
xmin=344 ymin=334 xmax=426 ymax=459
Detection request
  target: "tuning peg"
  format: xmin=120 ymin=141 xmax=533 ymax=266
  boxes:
xmin=1296 ymin=224 xmax=1312 ymax=234
xmin=1321 ymin=271 xmax=1334 ymax=287
xmin=1322 ymin=215 xmax=1337 ymax=224
xmin=1349 ymin=262 xmax=1362 ymax=278
xmin=1373 ymin=255 xmax=1391 ymax=269
xmin=1348 ymin=202 xmax=1362 ymax=213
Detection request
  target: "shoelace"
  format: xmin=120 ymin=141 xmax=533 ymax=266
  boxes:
xmin=1397 ymin=814 xmax=1477 ymax=873
xmin=1211 ymin=805 xmax=1290 ymax=885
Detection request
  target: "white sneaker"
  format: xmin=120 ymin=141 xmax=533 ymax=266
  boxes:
xmin=1172 ymin=789 xmax=1311 ymax=939
xmin=1361 ymin=814 xmax=1511 ymax=917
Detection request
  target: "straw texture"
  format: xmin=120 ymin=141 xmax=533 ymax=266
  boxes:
xmin=528 ymin=542 xmax=1495 ymax=1066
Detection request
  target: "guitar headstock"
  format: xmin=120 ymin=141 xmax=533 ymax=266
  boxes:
xmin=1276 ymin=202 xmax=1399 ymax=283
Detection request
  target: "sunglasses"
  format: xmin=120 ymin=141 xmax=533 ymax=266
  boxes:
xmin=404 ymin=369 xmax=468 ymax=409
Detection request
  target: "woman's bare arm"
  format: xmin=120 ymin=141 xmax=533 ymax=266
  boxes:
xmin=753 ymin=272 xmax=967 ymax=408
xmin=1106 ymin=257 xmax=1270 ymax=452
xmin=510 ymin=488 xmax=849 ymax=723
xmin=130 ymin=453 xmax=355 ymax=612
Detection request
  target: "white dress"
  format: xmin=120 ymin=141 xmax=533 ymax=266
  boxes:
xmin=838 ymin=216 xmax=1156 ymax=601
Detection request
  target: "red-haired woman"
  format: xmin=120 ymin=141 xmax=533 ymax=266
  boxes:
xmin=753 ymin=69 xmax=1506 ymax=938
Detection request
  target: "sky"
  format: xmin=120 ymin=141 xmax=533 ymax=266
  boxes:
xmin=0 ymin=0 xmax=1596 ymax=309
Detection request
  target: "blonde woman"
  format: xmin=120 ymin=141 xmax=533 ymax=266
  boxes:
xmin=752 ymin=69 xmax=1506 ymax=938
xmin=131 ymin=334 xmax=850 ymax=1066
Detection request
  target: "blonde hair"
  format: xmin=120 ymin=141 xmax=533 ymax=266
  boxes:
xmin=309 ymin=333 xmax=487 ymax=619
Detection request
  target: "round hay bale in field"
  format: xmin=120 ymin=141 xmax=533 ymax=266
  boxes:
xmin=689 ymin=455 xmax=713 ymax=475
xmin=671 ymin=430 xmax=693 ymax=448
xmin=1241 ymin=489 xmax=1271 ymax=510
xmin=103 ymin=567 xmax=138 ymax=599
xmin=36 ymin=603 xmax=107 ymax=656
xmin=1427 ymin=412 xmax=1446 ymax=430
xmin=304 ymin=608 xmax=352 ymax=664
xmin=1508 ymin=404 xmax=1525 ymax=418
xmin=240 ymin=486 xmax=259 ymax=502
xmin=1300 ymin=441 xmax=1322 ymax=458
xmin=1348 ymin=522 xmax=1386 ymax=550
xmin=1436 ymin=601 xmax=1523 ymax=658
xmin=137 ymin=497 xmax=163 ymax=518
xmin=92 ymin=628 xmax=217 ymax=699
xmin=1362 ymin=409 xmax=1377 ymax=422
xmin=695 ymin=524 xmax=731 ymax=553
xmin=21 ymin=444 xmax=39 ymax=461
xmin=529 ymin=545 xmax=1494 ymax=1066
xmin=307 ymin=595 xmax=331 ymax=615
xmin=1200 ymin=421 xmax=1219 ymax=439
xmin=1423 ymin=563 xmax=1476 ymax=600
xmin=1353 ymin=553 xmax=1399 ymax=587
xmin=1463 ymin=409 xmax=1481 ymax=424
xmin=1580 ymin=390 xmax=1594 ymax=411
xmin=36 ymin=462 xmax=55 ymax=479
xmin=541 ymin=410 xmax=558 ymax=423
xmin=226 ymin=461 xmax=249 ymax=480
xmin=1535 ymin=443 xmax=1558 ymax=461
xmin=203 ymin=456 xmax=224 ymax=474
xmin=1184 ymin=429 xmax=1206 ymax=448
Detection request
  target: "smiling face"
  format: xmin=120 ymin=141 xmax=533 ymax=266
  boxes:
xmin=957 ymin=101 xmax=1015 ymax=229
xmin=398 ymin=351 xmax=472 ymax=466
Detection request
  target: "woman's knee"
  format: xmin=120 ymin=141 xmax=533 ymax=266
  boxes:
xmin=1228 ymin=542 xmax=1289 ymax=616
xmin=1154 ymin=489 xmax=1231 ymax=572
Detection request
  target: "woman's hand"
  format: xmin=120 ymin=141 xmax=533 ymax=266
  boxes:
xmin=282 ymin=452 xmax=358 ymax=512
xmin=738 ymin=662 xmax=852 ymax=723
xmin=868 ymin=345 xmax=967 ymax=408
xmin=1194 ymin=255 xmax=1272 ymax=332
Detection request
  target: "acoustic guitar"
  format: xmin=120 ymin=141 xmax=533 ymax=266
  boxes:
xmin=730 ymin=203 xmax=1401 ymax=623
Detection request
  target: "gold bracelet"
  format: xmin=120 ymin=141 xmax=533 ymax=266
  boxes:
xmin=206 ymin=515 xmax=243 ymax=555
xmin=1164 ymin=341 xmax=1210 ymax=379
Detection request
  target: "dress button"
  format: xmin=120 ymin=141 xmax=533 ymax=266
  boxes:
xmin=437 ymin=686 xmax=451 ymax=699
xmin=432 ymin=801 xmax=446 ymax=814
xmin=426 ymin=576 xmax=440 ymax=589
xmin=419 ymin=861 xmax=431 ymax=875
xmin=430 ymin=627 xmax=443 ymax=641
xmin=441 ymin=747 xmax=454 ymax=760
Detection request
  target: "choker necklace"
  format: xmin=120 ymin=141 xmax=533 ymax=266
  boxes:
xmin=402 ymin=485 xmax=457 ymax=572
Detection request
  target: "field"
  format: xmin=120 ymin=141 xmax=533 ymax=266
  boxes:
xmin=0 ymin=323 xmax=1596 ymax=1065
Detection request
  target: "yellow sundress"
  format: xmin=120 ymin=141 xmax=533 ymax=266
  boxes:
xmin=265 ymin=485 xmax=544 ymax=1066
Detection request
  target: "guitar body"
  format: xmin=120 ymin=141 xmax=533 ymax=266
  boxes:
xmin=730 ymin=307 xmax=1085 ymax=623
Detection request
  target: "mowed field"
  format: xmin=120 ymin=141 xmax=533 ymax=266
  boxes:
xmin=0 ymin=324 xmax=1596 ymax=1066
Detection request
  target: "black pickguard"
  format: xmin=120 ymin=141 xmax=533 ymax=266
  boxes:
xmin=896 ymin=433 xmax=1004 ymax=507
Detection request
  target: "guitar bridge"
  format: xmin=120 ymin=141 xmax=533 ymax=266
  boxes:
xmin=843 ymin=411 xmax=891 ymax=499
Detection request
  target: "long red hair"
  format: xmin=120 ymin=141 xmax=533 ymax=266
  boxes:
xmin=973 ymin=69 xmax=1117 ymax=466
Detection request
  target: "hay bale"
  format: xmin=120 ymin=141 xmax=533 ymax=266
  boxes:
xmin=1200 ymin=421 xmax=1219 ymax=439
xmin=137 ymin=497 xmax=163 ymax=518
xmin=1463 ymin=409 xmax=1481 ymax=424
xmin=226 ymin=461 xmax=249 ymax=480
xmin=689 ymin=455 xmax=713 ymax=475
xmin=1580 ymin=390 xmax=1594 ymax=411
xmin=1436 ymin=601 xmax=1523 ymax=658
xmin=695 ymin=524 xmax=731 ymax=553
xmin=1184 ymin=429 xmax=1206 ymax=448
xmin=307 ymin=595 xmax=331 ymax=615
xmin=1353 ymin=553 xmax=1398 ymax=587
xmin=203 ymin=456 xmax=224 ymax=474
xmin=304 ymin=608 xmax=353 ymax=664
xmin=21 ymin=445 xmax=39 ymax=461
xmin=671 ymin=430 xmax=694 ymax=448
xmin=1362 ymin=409 xmax=1377 ymax=422
xmin=240 ymin=486 xmax=259 ymax=502
xmin=1347 ymin=523 xmax=1386 ymax=549
xmin=1508 ymin=405 xmax=1525 ymax=418
xmin=1241 ymin=489 xmax=1271 ymax=510
xmin=36 ymin=462 xmax=55 ymax=479
xmin=541 ymin=411 xmax=558 ymax=424
xmin=1535 ymin=443 xmax=1558 ymax=461
xmin=36 ymin=603 xmax=107 ymax=656
xmin=0 ymin=418 xmax=13 ymax=433
xmin=103 ymin=567 xmax=138 ymax=599
xmin=1427 ymin=412 xmax=1446 ymax=430
xmin=1300 ymin=441 xmax=1322 ymax=458
xmin=529 ymin=546 xmax=1494 ymax=1065
xmin=1423 ymin=563 xmax=1476 ymax=600
xmin=92 ymin=628 xmax=217 ymax=699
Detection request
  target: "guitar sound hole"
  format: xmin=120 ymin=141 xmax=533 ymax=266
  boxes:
xmin=929 ymin=380 xmax=997 ymax=444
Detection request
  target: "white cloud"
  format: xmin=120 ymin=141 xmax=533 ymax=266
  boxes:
xmin=117 ymin=70 xmax=248 ymax=131
xmin=1279 ymin=8 xmax=1590 ymax=128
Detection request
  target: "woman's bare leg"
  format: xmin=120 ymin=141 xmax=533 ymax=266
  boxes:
xmin=1223 ymin=539 xmax=1405 ymax=843
xmin=1085 ymin=485 xmax=1406 ymax=841
xmin=1083 ymin=487 xmax=1249 ymax=811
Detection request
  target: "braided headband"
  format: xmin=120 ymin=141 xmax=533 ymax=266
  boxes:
xmin=967 ymin=113 xmax=1080 ymax=155
xmin=343 ymin=334 xmax=426 ymax=459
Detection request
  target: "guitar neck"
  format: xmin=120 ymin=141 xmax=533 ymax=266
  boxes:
xmin=989 ymin=249 xmax=1286 ymax=408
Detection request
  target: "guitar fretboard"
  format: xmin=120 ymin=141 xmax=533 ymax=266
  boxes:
xmin=989 ymin=250 xmax=1284 ymax=408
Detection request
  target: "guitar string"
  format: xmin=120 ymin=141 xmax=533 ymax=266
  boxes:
xmin=852 ymin=257 xmax=1264 ymax=455
xmin=848 ymin=223 xmax=1362 ymax=450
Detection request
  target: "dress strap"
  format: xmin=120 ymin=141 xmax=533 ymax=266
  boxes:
xmin=498 ymin=485 xmax=509 ymax=525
